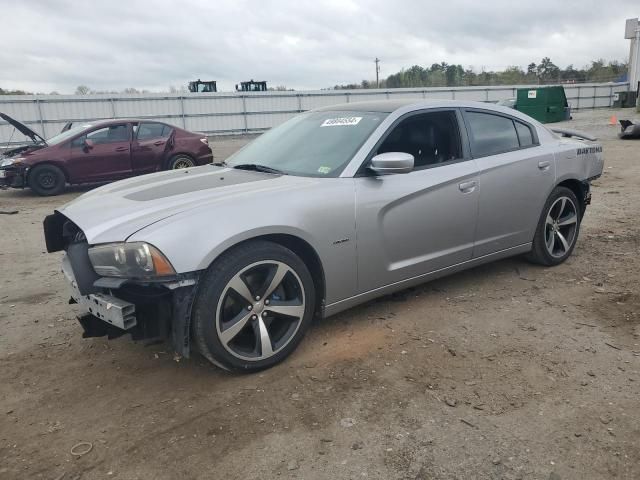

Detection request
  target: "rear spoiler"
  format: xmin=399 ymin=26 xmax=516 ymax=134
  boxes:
xmin=549 ymin=127 xmax=597 ymax=142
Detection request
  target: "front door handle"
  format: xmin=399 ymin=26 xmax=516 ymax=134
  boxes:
xmin=153 ymin=140 xmax=166 ymax=146
xmin=458 ymin=180 xmax=477 ymax=193
xmin=538 ymin=160 xmax=551 ymax=171
xmin=115 ymin=146 xmax=129 ymax=152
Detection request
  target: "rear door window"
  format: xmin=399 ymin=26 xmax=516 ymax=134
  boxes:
xmin=465 ymin=111 xmax=519 ymax=157
xmin=137 ymin=123 xmax=171 ymax=140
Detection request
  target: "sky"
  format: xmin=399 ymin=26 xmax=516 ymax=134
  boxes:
xmin=1 ymin=0 xmax=638 ymax=93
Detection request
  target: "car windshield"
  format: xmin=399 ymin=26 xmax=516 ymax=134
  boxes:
xmin=225 ymin=110 xmax=387 ymax=177
xmin=46 ymin=124 xmax=93 ymax=145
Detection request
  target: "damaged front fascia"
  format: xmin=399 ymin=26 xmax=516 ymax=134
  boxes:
xmin=0 ymin=166 xmax=27 ymax=188
xmin=171 ymin=280 xmax=199 ymax=358
xmin=119 ymin=272 xmax=201 ymax=358
xmin=50 ymin=211 xmax=203 ymax=357
xmin=76 ymin=271 xmax=202 ymax=359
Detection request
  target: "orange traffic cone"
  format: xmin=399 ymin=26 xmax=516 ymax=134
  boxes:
xmin=609 ymin=115 xmax=618 ymax=126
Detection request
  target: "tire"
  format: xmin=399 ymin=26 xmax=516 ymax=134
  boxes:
xmin=526 ymin=186 xmax=581 ymax=266
xmin=192 ymin=240 xmax=316 ymax=372
xmin=27 ymin=164 xmax=66 ymax=196
xmin=167 ymin=154 xmax=195 ymax=170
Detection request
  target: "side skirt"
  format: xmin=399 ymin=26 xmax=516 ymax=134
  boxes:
xmin=323 ymin=243 xmax=531 ymax=317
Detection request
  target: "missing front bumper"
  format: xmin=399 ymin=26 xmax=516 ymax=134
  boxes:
xmin=62 ymin=251 xmax=199 ymax=358
xmin=0 ymin=167 xmax=26 ymax=188
xmin=63 ymin=255 xmax=137 ymax=329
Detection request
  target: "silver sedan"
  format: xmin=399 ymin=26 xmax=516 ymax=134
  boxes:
xmin=44 ymin=100 xmax=604 ymax=371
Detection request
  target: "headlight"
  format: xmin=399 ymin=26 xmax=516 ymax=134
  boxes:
xmin=1 ymin=157 xmax=23 ymax=167
xmin=88 ymin=242 xmax=176 ymax=278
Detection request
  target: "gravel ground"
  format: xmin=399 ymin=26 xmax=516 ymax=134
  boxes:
xmin=0 ymin=108 xmax=639 ymax=480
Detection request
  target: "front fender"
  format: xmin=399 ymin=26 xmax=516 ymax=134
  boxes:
xmin=194 ymin=225 xmax=318 ymax=271
xmin=128 ymin=178 xmax=358 ymax=305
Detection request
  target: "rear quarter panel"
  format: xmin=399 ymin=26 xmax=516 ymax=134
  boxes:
xmin=173 ymin=130 xmax=213 ymax=165
xmin=553 ymin=138 xmax=604 ymax=183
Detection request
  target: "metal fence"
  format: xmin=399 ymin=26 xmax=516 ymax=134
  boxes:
xmin=0 ymin=82 xmax=629 ymax=144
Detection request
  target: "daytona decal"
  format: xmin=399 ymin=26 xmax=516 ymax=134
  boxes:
xmin=577 ymin=146 xmax=602 ymax=155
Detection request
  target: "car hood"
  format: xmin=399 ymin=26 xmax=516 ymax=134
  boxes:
xmin=0 ymin=112 xmax=47 ymax=145
xmin=57 ymin=166 xmax=315 ymax=244
xmin=0 ymin=143 xmax=46 ymax=160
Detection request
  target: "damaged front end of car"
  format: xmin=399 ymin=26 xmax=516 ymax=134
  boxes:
xmin=0 ymin=148 xmax=30 ymax=188
xmin=43 ymin=212 xmax=199 ymax=358
xmin=1 ymin=112 xmax=48 ymax=188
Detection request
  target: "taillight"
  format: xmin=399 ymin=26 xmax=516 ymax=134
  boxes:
xmin=199 ymin=137 xmax=209 ymax=145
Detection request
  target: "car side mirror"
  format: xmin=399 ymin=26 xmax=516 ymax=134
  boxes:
xmin=369 ymin=152 xmax=414 ymax=175
xmin=83 ymin=139 xmax=95 ymax=150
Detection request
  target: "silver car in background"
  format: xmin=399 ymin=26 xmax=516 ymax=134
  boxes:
xmin=44 ymin=100 xmax=604 ymax=371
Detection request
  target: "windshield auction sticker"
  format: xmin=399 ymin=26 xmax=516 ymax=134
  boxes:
xmin=320 ymin=117 xmax=362 ymax=127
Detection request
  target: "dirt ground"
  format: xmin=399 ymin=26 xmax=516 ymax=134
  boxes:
xmin=0 ymin=108 xmax=639 ymax=480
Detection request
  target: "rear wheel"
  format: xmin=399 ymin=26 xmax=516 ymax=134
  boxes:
xmin=192 ymin=240 xmax=315 ymax=372
xmin=168 ymin=154 xmax=195 ymax=170
xmin=28 ymin=164 xmax=66 ymax=196
xmin=527 ymin=186 xmax=581 ymax=266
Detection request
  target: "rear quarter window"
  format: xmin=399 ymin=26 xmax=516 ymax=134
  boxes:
xmin=515 ymin=121 xmax=534 ymax=147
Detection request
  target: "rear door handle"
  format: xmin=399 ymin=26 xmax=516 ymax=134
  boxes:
xmin=153 ymin=140 xmax=166 ymax=146
xmin=538 ymin=160 xmax=551 ymax=171
xmin=458 ymin=180 xmax=477 ymax=193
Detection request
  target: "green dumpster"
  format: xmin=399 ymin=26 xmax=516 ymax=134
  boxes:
xmin=612 ymin=90 xmax=638 ymax=108
xmin=612 ymin=91 xmax=627 ymax=108
xmin=515 ymin=86 xmax=570 ymax=123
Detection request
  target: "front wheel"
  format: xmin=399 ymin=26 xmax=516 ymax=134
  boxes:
xmin=527 ymin=186 xmax=581 ymax=266
xmin=192 ymin=240 xmax=316 ymax=372
xmin=28 ymin=164 xmax=66 ymax=196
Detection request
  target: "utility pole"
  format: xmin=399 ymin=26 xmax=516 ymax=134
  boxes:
xmin=375 ymin=57 xmax=380 ymax=88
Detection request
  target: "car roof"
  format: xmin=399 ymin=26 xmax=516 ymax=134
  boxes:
xmin=315 ymin=98 xmax=509 ymax=113
xmin=314 ymin=98 xmax=544 ymax=126
xmin=84 ymin=118 xmax=174 ymax=128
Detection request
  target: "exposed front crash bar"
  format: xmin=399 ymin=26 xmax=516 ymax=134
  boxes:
xmin=63 ymin=255 xmax=137 ymax=330
xmin=62 ymin=248 xmax=200 ymax=358
xmin=0 ymin=166 xmax=27 ymax=189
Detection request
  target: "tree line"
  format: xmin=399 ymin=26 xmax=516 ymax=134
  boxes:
xmin=1 ymin=58 xmax=628 ymax=95
xmin=332 ymin=58 xmax=627 ymax=90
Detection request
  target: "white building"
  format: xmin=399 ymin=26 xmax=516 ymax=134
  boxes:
xmin=625 ymin=18 xmax=640 ymax=100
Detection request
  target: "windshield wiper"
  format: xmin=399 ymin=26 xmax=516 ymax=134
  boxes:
xmin=211 ymin=160 xmax=228 ymax=167
xmin=232 ymin=163 xmax=286 ymax=175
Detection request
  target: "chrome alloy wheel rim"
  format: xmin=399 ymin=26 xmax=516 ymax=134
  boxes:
xmin=216 ymin=261 xmax=306 ymax=361
xmin=173 ymin=159 xmax=194 ymax=169
xmin=544 ymin=196 xmax=578 ymax=258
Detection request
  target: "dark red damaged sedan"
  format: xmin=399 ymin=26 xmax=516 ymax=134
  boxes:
xmin=0 ymin=113 xmax=213 ymax=196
